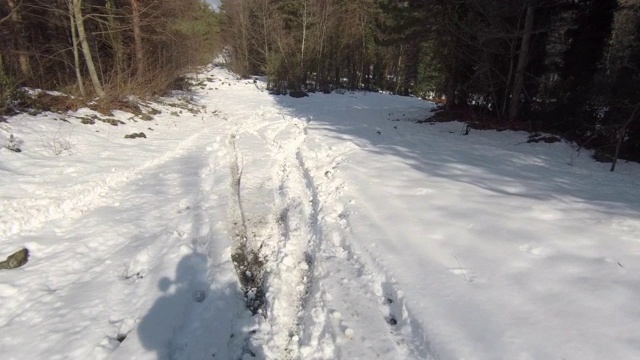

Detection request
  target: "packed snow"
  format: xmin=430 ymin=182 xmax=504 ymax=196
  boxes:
xmin=1 ymin=65 xmax=640 ymax=359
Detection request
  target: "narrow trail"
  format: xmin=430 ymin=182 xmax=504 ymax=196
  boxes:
xmin=199 ymin=74 xmax=438 ymax=359
xmin=290 ymin=131 xmax=438 ymax=359
xmin=4 ymin=65 xmax=640 ymax=360
xmin=221 ymin=110 xmax=318 ymax=358
xmin=0 ymin=68 xmax=440 ymax=359
xmin=227 ymin=130 xmax=265 ymax=314
xmin=220 ymin=98 xmax=437 ymax=358
xmin=260 ymin=114 xmax=318 ymax=358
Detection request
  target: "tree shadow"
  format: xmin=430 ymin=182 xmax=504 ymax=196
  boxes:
xmin=271 ymin=91 xmax=640 ymax=215
xmin=269 ymin=89 xmax=640 ymax=359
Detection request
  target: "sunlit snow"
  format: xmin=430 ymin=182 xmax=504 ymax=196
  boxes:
xmin=1 ymin=66 xmax=639 ymax=359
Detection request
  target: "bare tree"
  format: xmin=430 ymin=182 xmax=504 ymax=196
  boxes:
xmin=6 ymin=0 xmax=30 ymax=77
xmin=104 ymin=0 xmax=125 ymax=77
xmin=0 ymin=0 xmax=20 ymax=25
xmin=223 ymin=0 xmax=252 ymax=77
xmin=67 ymin=0 xmax=86 ymax=97
xmin=509 ymin=1 xmax=537 ymax=121
xmin=300 ymin=0 xmax=308 ymax=73
xmin=72 ymin=0 xmax=104 ymax=97
xmin=312 ymin=0 xmax=334 ymax=88
xmin=131 ymin=0 xmax=144 ymax=76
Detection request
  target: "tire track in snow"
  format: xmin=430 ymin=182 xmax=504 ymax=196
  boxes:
xmin=259 ymin=116 xmax=320 ymax=359
xmin=224 ymin=113 xmax=320 ymax=359
xmin=227 ymin=131 xmax=266 ymax=314
xmin=229 ymin=111 xmax=436 ymax=359
xmin=224 ymin=111 xmax=296 ymax=358
xmin=297 ymin=135 xmax=438 ymax=359
xmin=0 ymin=131 xmax=204 ymax=240
xmin=166 ymin=138 xmax=247 ymax=360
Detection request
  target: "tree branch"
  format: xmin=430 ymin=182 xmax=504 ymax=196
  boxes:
xmin=0 ymin=0 xmax=22 ymax=26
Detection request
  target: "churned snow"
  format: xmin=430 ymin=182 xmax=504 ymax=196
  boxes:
xmin=1 ymin=66 xmax=640 ymax=359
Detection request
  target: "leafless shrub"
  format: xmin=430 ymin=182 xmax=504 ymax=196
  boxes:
xmin=41 ymin=126 xmax=76 ymax=156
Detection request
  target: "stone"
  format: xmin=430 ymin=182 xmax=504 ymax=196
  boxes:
xmin=0 ymin=248 xmax=29 ymax=270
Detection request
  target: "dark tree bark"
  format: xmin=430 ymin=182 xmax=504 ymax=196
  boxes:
xmin=509 ymin=1 xmax=536 ymax=121
xmin=131 ymin=0 xmax=144 ymax=76
xmin=7 ymin=0 xmax=30 ymax=78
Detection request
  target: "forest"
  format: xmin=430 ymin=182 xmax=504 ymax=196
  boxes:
xmin=1 ymin=0 xmax=639 ymax=164
xmin=0 ymin=0 xmax=220 ymax=109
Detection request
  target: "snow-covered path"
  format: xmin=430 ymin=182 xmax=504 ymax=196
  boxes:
xmin=2 ymin=66 xmax=640 ymax=359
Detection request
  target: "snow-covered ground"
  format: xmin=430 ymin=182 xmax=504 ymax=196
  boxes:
xmin=2 ymin=66 xmax=640 ymax=360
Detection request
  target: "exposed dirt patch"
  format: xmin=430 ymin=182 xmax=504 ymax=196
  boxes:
xmin=228 ymin=133 xmax=266 ymax=316
xmin=231 ymin=249 xmax=265 ymax=314
xmin=27 ymin=92 xmax=82 ymax=113
xmin=89 ymin=99 xmax=142 ymax=116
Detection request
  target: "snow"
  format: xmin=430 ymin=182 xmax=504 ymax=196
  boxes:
xmin=2 ymin=65 xmax=640 ymax=359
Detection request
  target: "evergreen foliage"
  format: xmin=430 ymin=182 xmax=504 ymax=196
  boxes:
xmin=2 ymin=0 xmax=639 ymax=162
xmin=221 ymin=0 xmax=640 ymax=163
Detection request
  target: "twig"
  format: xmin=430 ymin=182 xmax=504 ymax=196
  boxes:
xmin=455 ymin=256 xmax=469 ymax=282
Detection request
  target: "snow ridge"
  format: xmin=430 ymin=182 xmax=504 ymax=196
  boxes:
xmin=215 ymin=79 xmax=438 ymax=358
xmin=261 ymin=115 xmax=319 ymax=359
xmin=295 ymin=132 xmax=439 ymax=359
xmin=223 ymin=111 xmax=321 ymax=358
xmin=0 ymin=130 xmax=203 ymax=240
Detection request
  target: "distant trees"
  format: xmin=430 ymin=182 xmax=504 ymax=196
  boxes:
xmin=5 ymin=0 xmax=30 ymax=78
xmin=222 ymin=0 xmax=381 ymax=92
xmin=221 ymin=0 xmax=640 ymax=163
xmin=0 ymin=0 xmax=221 ymax=101
xmin=1 ymin=0 xmax=638 ymax=162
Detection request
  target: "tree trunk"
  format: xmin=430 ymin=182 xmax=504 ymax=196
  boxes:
xmin=239 ymin=0 xmax=250 ymax=75
xmin=68 ymin=0 xmax=86 ymax=97
xmin=7 ymin=0 xmax=30 ymax=78
xmin=73 ymin=0 xmax=104 ymax=97
xmin=444 ymin=56 xmax=457 ymax=110
xmin=315 ymin=0 xmax=328 ymax=89
xmin=301 ymin=0 xmax=307 ymax=68
xmin=611 ymin=102 xmax=640 ymax=172
xmin=131 ymin=0 xmax=144 ymax=76
xmin=501 ymin=37 xmax=517 ymax=117
xmin=106 ymin=0 xmax=125 ymax=77
xmin=394 ymin=45 xmax=403 ymax=94
xmin=509 ymin=2 xmax=536 ymax=121
xmin=260 ymin=0 xmax=269 ymax=72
